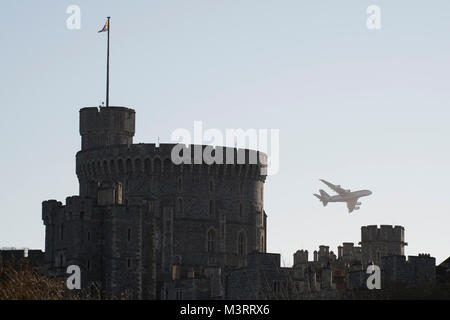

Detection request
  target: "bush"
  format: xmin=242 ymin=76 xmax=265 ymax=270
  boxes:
xmin=0 ymin=264 xmax=79 ymax=300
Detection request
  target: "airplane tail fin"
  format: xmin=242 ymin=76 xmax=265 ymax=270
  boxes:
xmin=314 ymin=189 xmax=330 ymax=207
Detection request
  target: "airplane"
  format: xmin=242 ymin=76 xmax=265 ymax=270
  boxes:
xmin=313 ymin=179 xmax=372 ymax=213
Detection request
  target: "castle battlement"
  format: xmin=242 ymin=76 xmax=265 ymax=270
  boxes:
xmin=75 ymin=143 xmax=267 ymax=188
xmin=361 ymin=225 xmax=406 ymax=243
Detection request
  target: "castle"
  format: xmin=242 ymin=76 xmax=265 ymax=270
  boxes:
xmin=0 ymin=106 xmax=443 ymax=299
xmin=41 ymin=106 xmax=267 ymax=299
xmin=224 ymin=225 xmax=436 ymax=299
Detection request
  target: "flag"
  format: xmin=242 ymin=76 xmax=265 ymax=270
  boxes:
xmin=98 ymin=19 xmax=109 ymax=33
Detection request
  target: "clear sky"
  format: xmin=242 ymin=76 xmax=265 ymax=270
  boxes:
xmin=1 ymin=1 xmax=449 ymax=265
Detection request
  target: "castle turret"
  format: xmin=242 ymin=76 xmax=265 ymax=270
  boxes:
xmin=293 ymin=250 xmax=309 ymax=266
xmin=78 ymin=106 xmax=135 ymax=198
xmin=79 ymin=106 xmax=135 ymax=150
xmin=360 ymin=225 xmax=408 ymax=266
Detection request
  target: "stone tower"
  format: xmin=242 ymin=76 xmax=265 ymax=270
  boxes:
xmin=359 ymin=225 xmax=407 ymax=266
xmin=42 ymin=106 xmax=268 ymax=299
xmin=79 ymin=106 xmax=135 ymax=150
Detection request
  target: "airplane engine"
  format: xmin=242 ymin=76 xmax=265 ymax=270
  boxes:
xmin=354 ymin=206 xmax=360 ymax=210
xmin=356 ymin=202 xmax=361 ymax=205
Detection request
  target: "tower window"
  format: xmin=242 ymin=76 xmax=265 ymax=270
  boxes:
xmin=87 ymin=260 xmax=91 ymax=270
xmin=60 ymin=224 xmax=64 ymax=241
xmin=177 ymin=198 xmax=183 ymax=215
xmin=127 ymin=258 xmax=132 ymax=269
xmin=207 ymin=229 xmax=216 ymax=253
xmin=127 ymin=228 xmax=131 ymax=241
xmin=238 ymin=232 xmax=245 ymax=255
xmin=209 ymin=200 xmax=215 ymax=216
xmin=155 ymin=230 xmax=160 ymax=250
xmin=239 ymin=203 xmax=243 ymax=218
xmin=178 ymin=177 xmax=183 ymax=191
xmin=87 ymin=231 xmax=91 ymax=241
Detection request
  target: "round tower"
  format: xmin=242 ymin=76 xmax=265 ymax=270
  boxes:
xmin=74 ymin=106 xmax=268 ymax=282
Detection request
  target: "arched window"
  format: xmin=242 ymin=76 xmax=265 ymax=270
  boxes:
xmin=103 ymin=160 xmax=108 ymax=174
xmin=155 ymin=230 xmax=160 ymax=250
xmin=178 ymin=177 xmax=183 ymax=191
xmin=238 ymin=232 xmax=246 ymax=255
xmin=239 ymin=203 xmax=243 ymax=218
xmin=97 ymin=162 xmax=101 ymax=176
xmin=177 ymin=198 xmax=183 ymax=215
xmin=207 ymin=229 xmax=216 ymax=253
xmin=209 ymin=200 xmax=215 ymax=216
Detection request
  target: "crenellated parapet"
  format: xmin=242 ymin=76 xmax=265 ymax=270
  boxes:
xmin=361 ymin=225 xmax=406 ymax=243
xmin=76 ymin=143 xmax=267 ymax=182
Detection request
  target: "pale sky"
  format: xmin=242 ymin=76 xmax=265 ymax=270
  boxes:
xmin=1 ymin=1 xmax=449 ymax=265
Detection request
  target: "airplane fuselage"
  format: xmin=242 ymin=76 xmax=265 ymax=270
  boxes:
xmin=327 ymin=190 xmax=372 ymax=202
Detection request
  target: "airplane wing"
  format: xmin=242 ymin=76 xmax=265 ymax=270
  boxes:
xmin=346 ymin=199 xmax=358 ymax=213
xmin=320 ymin=179 xmax=351 ymax=195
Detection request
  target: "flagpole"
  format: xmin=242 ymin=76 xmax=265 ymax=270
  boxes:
xmin=106 ymin=16 xmax=110 ymax=107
